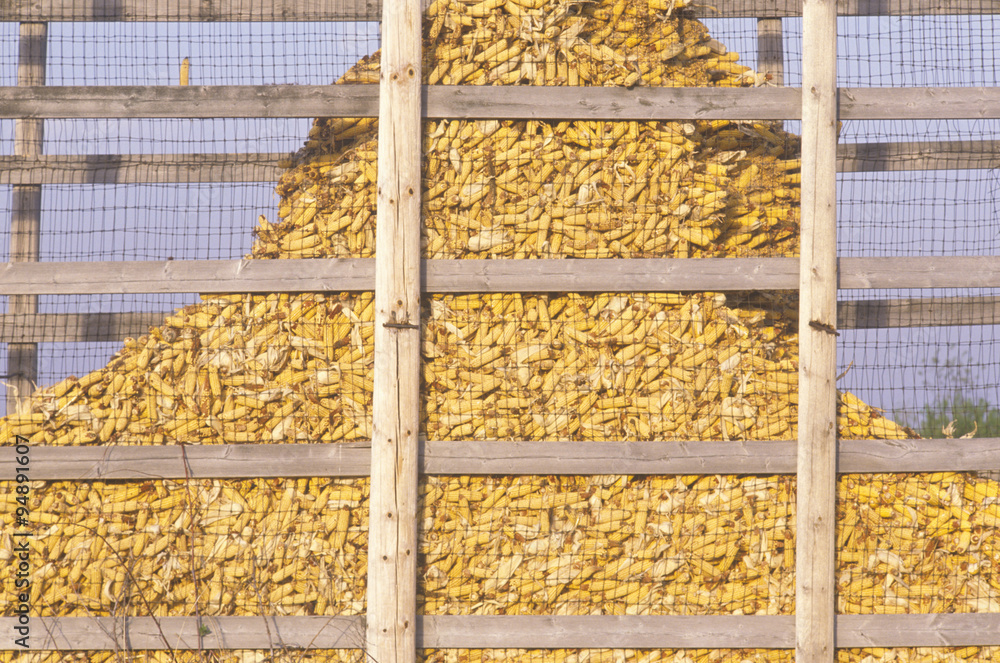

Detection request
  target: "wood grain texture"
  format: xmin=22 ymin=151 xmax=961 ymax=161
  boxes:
xmin=6 ymin=612 xmax=1000 ymax=651
xmin=839 ymin=256 xmax=1000 ymax=289
xmin=8 ymin=22 xmax=47 ymax=416
xmin=0 ymin=616 xmax=365 ymax=650
xmin=2 ymin=0 xmax=995 ymax=20
xmin=0 ymin=442 xmax=373 ymax=480
xmin=6 ymin=439 xmax=1000 ymax=481
xmin=417 ymin=615 xmax=795 ymax=648
xmin=0 ymin=259 xmax=376 ymax=295
xmin=837 ymin=613 xmax=1000 ymax=647
xmin=3 ymin=257 xmax=997 ymax=295
xmin=837 ymin=139 xmax=1000 ymax=172
xmin=838 ymin=295 xmax=1000 ymax=329
xmin=368 ymin=1 xmax=422 ymax=662
xmin=0 ymin=153 xmax=286 ymax=185
xmin=4 ymin=86 xmax=1000 ymax=121
xmin=0 ymin=311 xmax=165 ymax=343
xmin=0 ymin=0 xmax=380 ymax=21
xmin=0 ymin=85 xmax=378 ymax=119
xmin=3 ymin=294 xmax=995 ymax=344
xmin=797 ymin=0 xmax=840 ymax=660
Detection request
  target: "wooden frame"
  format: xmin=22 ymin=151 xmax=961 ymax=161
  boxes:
xmin=4 ymin=438 xmax=1000 ymax=481
xmin=5 ymin=86 xmax=1000 ymax=121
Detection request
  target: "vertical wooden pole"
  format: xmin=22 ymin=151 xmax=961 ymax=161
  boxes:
xmin=796 ymin=0 xmax=838 ymax=661
xmin=757 ymin=18 xmax=785 ymax=87
xmin=367 ymin=1 xmax=422 ymax=663
xmin=8 ymin=22 xmax=46 ymax=415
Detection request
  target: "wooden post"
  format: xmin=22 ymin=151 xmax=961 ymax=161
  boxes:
xmin=757 ymin=18 xmax=784 ymax=86
xmin=796 ymin=0 xmax=838 ymax=661
xmin=8 ymin=22 xmax=46 ymax=415
xmin=367 ymin=1 xmax=422 ymax=662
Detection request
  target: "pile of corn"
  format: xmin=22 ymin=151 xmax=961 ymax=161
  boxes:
xmin=2 ymin=0 xmax=999 ymax=661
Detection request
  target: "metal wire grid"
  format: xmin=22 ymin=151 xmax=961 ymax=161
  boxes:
xmin=420 ymin=292 xmax=799 ymax=443
xmin=0 ymin=478 xmax=369 ymax=618
xmin=2 ymin=293 xmax=374 ymax=443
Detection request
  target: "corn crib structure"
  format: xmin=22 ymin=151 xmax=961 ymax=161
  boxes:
xmin=1 ymin=1 xmax=1000 ymax=662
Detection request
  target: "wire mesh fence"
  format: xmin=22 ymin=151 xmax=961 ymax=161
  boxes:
xmin=2 ymin=0 xmax=1000 ymax=659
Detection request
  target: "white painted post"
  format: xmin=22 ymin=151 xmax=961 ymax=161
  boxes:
xmin=367 ymin=0 xmax=422 ymax=662
xmin=796 ymin=0 xmax=839 ymax=660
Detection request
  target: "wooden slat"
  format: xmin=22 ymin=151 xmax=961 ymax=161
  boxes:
xmin=9 ymin=22 xmax=46 ymax=416
xmin=421 ymin=440 xmax=797 ymax=475
xmin=4 ymin=86 xmax=1000 ymax=121
xmin=368 ymin=1 xmax=422 ymax=662
xmin=1 ymin=139 xmax=998 ymax=188
xmin=797 ymin=0 xmax=839 ymax=659
xmin=417 ymin=615 xmax=794 ymax=649
xmin=839 ymin=256 xmax=1000 ymax=289
xmin=422 ymin=258 xmax=801 ymax=292
xmin=7 ymin=613 xmax=1000 ymax=651
xmin=837 ymin=140 xmax=1000 ymax=172
xmin=5 ymin=439 xmax=1000 ymax=480
xmin=0 ymin=0 xmax=381 ymax=21
xmin=757 ymin=18 xmax=785 ymax=86
xmin=0 ymin=153 xmax=286 ymax=185
xmin=2 ymin=0 xmax=997 ymax=20
xmin=0 ymin=311 xmax=165 ymax=342
xmin=839 ymin=438 xmax=1000 ymax=473
xmin=838 ymin=295 xmax=1000 ymax=329
xmin=0 ymin=258 xmax=377 ymax=294
xmin=0 ymin=85 xmax=379 ymax=119
xmin=0 ymin=616 xmax=366 ymax=650
xmin=0 ymin=442 xmax=373 ymax=480
xmin=0 ymin=292 xmax=996 ymax=344
xmin=837 ymin=614 xmax=1000 ymax=648
xmin=840 ymin=87 xmax=1000 ymax=120
xmin=2 ymin=257 xmax=998 ymax=296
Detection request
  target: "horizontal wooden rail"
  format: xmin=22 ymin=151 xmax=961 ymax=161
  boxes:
xmin=4 ymin=439 xmax=1000 ymax=480
xmin=2 ymin=0 xmax=996 ymax=20
xmin=6 ymin=613 xmax=1000 ymax=651
xmin=4 ymin=87 xmax=1000 ymax=121
xmin=837 ymin=139 xmax=1000 ymax=173
xmin=0 ymin=311 xmax=166 ymax=342
xmin=1 ymin=257 xmax=998 ymax=295
xmin=0 ymin=294 xmax=994 ymax=344
xmin=0 ymin=615 xmax=366 ymax=650
xmin=838 ymin=295 xmax=1000 ymax=329
xmin=0 ymin=153 xmax=287 ymax=185
xmin=2 ymin=140 xmax=998 ymax=186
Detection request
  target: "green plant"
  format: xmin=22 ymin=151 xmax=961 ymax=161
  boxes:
xmin=914 ymin=391 xmax=1000 ymax=439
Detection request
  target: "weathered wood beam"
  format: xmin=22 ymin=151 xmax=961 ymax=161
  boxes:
xmin=8 ymin=613 xmax=1000 ymax=651
xmin=2 ymin=0 xmax=997 ymax=21
xmin=4 ymin=86 xmax=1000 ymax=121
xmin=0 ymin=616 xmax=366 ymax=651
xmin=0 ymin=293 xmax=996 ymax=344
xmin=1 ymin=257 xmax=997 ymax=295
xmin=797 ymin=0 xmax=839 ymax=658
xmin=4 ymin=439 xmax=1000 ymax=480
xmin=368 ymin=1 xmax=422 ymax=662
xmin=0 ymin=153 xmax=286 ymax=185
xmin=837 ymin=139 xmax=1000 ymax=172
xmin=838 ymin=295 xmax=1000 ymax=329
xmin=2 ymin=139 xmax=998 ymax=187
